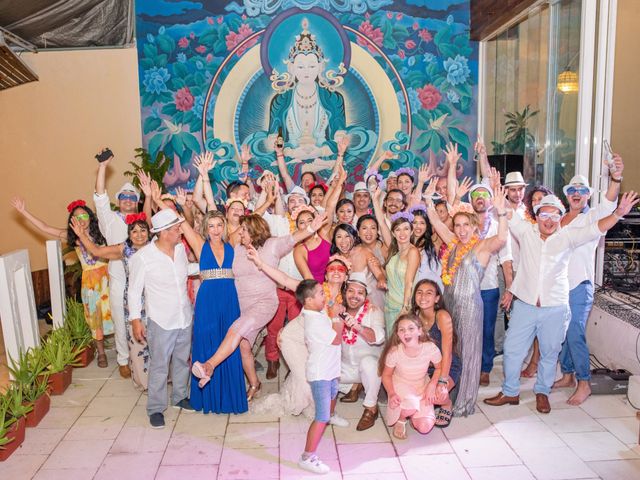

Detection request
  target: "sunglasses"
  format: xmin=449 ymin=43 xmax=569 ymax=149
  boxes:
xmin=565 ymin=186 xmax=590 ymax=196
xmin=326 ymin=265 xmax=347 ymax=274
xmin=470 ymin=190 xmax=491 ymax=200
xmin=118 ymin=193 xmax=138 ymax=202
xmin=538 ymin=212 xmax=562 ymax=222
xmin=74 ymin=213 xmax=90 ymax=221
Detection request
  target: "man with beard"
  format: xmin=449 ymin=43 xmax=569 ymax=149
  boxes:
xmin=380 ymin=189 xmax=406 ymax=228
xmin=352 ymin=182 xmax=372 ymax=221
xmin=338 ymin=272 xmax=386 ymax=431
xmin=468 ymin=183 xmax=513 ymax=386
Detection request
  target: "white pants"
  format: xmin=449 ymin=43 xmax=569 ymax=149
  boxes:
xmin=109 ymin=278 xmax=128 ymax=366
xmin=339 ymin=354 xmax=382 ymax=408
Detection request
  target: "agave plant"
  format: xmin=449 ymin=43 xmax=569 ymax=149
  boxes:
xmin=0 ymin=397 xmax=17 ymax=449
xmin=63 ymin=298 xmax=93 ymax=351
xmin=124 ymin=147 xmax=172 ymax=192
xmin=41 ymin=328 xmax=80 ymax=373
xmin=3 ymin=384 xmax=33 ymax=420
xmin=7 ymin=347 xmax=49 ymax=401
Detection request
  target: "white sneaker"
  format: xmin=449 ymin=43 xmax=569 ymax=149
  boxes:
xmin=329 ymin=414 xmax=349 ymax=427
xmin=298 ymin=454 xmax=330 ymax=474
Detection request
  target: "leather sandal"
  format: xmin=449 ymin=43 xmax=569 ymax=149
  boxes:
xmin=434 ymin=408 xmax=453 ymax=428
xmin=97 ymin=353 xmax=108 ymax=368
xmin=392 ymin=420 xmax=407 ymax=440
xmin=247 ymin=382 xmax=262 ymax=402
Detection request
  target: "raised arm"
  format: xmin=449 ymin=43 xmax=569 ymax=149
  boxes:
xmin=137 ymin=171 xmax=154 ymax=226
xmin=424 ymin=179 xmax=456 ymax=245
xmin=604 ymin=153 xmax=624 ymax=203
xmin=474 ymin=136 xmax=491 ymax=179
xmin=192 ymin=152 xmax=216 ymax=212
xmin=477 ymin=185 xmax=508 ymax=260
xmin=70 ymin=217 xmax=123 ymax=260
xmin=597 ymin=191 xmax=639 ymax=234
xmin=174 ymin=187 xmax=194 ymax=226
xmin=11 ymin=196 xmax=67 ymax=241
xmin=178 ymin=214 xmax=205 ymax=261
xmin=371 ymin=186 xmax=393 ymax=247
xmin=275 ymin=141 xmax=295 ymax=193
xmin=408 ymin=164 xmax=430 ymax=208
xmin=94 ymin=148 xmax=114 ymax=195
xmin=445 ymin=143 xmax=462 ymax=205
xmin=291 ymin=212 xmax=328 ymax=244
xmin=246 ymin=245 xmax=301 ymax=291
xmin=320 ymin=165 xmax=347 ymax=238
xmin=253 ymin=178 xmax=277 ymax=216
xmin=366 ymin=149 xmax=394 ymax=172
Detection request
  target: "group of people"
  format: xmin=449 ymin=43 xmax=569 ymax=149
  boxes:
xmin=11 ymin=138 xmax=637 ymax=475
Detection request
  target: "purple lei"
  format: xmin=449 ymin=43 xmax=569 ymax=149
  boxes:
xmin=390 ymin=211 xmax=415 ymax=223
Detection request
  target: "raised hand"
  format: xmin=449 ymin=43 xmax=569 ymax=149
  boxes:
xmin=69 ymin=217 xmax=87 ymax=237
xmin=488 ymin=166 xmax=501 ymax=192
xmin=423 ymin=178 xmax=437 ymax=206
xmin=193 ymin=151 xmax=214 ymax=176
xmin=337 ymin=134 xmax=350 ymax=156
xmin=492 ymin=185 xmax=507 ymax=212
xmin=10 ymin=196 xmax=26 ymax=213
xmin=150 ymin=180 xmax=163 ymax=205
xmin=615 ymin=191 xmax=639 ymax=217
xmin=456 ymin=177 xmax=473 ymax=199
xmin=137 ymin=170 xmax=152 ymax=196
xmin=606 ymin=153 xmax=624 ymax=179
xmin=417 ymin=163 xmax=431 ymax=184
xmin=175 ymin=187 xmax=187 ymax=206
xmin=444 ymin=142 xmax=461 ymax=166
xmin=474 ymin=136 xmax=487 ymax=159
xmin=274 ymin=137 xmax=284 ymax=157
xmin=310 ymin=212 xmax=328 ymax=232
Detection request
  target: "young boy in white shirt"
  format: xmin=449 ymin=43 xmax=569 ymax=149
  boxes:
xmin=296 ymin=279 xmax=347 ymax=474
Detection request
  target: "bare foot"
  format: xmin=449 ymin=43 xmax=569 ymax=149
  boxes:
xmin=520 ymin=362 xmax=538 ymax=378
xmin=567 ymin=380 xmax=591 ymax=406
xmin=552 ymin=373 xmax=576 ymax=389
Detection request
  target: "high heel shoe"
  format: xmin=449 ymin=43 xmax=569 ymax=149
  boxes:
xmin=192 ymin=361 xmax=211 ymax=388
xmin=246 ymin=382 xmax=261 ymax=401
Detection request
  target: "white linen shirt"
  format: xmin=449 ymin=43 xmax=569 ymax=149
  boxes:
xmin=509 ymin=203 xmax=526 ymax=272
xmin=508 ymin=214 xmax=604 ymax=307
xmin=341 ymin=303 xmax=385 ymax=367
xmin=480 ymin=216 xmax=513 ymax=290
xmin=94 ymin=191 xmax=128 ymax=284
xmin=564 ymin=198 xmax=617 ymax=289
xmin=303 ymin=308 xmax=341 ymax=382
xmin=262 ymin=211 xmax=302 ymax=280
xmin=128 ymin=239 xmax=192 ymax=330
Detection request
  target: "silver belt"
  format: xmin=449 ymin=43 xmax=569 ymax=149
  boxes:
xmin=200 ymin=268 xmax=234 ymax=280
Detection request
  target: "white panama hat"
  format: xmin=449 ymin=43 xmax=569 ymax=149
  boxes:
xmin=150 ymin=209 xmax=184 ymax=233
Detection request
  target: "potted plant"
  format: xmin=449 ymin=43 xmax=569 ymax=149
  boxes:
xmin=8 ymin=348 xmax=50 ymax=427
xmin=40 ymin=328 xmax=79 ymax=395
xmin=0 ymin=387 xmax=29 ymax=461
xmin=63 ymin=298 xmax=95 ymax=367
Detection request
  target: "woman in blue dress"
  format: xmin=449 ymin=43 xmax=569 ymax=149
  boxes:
xmin=180 ymin=210 xmax=247 ymax=414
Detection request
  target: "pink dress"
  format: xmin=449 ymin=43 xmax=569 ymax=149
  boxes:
xmin=384 ymin=342 xmax=442 ymax=425
xmin=231 ymin=235 xmax=296 ymax=344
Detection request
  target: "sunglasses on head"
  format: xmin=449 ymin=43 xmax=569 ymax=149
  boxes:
xmin=470 ymin=190 xmax=491 ymax=200
xmin=538 ymin=212 xmax=562 ymax=222
xmin=74 ymin=213 xmax=90 ymax=221
xmin=326 ymin=265 xmax=347 ymax=274
xmin=118 ymin=193 xmax=138 ymax=202
xmin=566 ymin=186 xmax=590 ymax=196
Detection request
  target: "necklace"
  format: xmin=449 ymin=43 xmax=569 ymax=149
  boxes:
xmin=296 ymin=89 xmax=317 ymax=100
xmin=323 ymin=282 xmax=342 ymax=309
xmin=441 ymin=235 xmax=479 ymax=286
xmin=287 ymin=213 xmax=296 ymax=233
xmin=77 ymin=242 xmax=98 ymax=266
xmin=342 ymin=300 xmax=369 ymax=345
xmin=296 ymin=98 xmax=317 ymax=111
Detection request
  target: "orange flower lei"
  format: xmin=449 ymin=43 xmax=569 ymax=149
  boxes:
xmin=287 ymin=213 xmax=296 ymax=233
xmin=524 ymin=209 xmax=536 ymax=224
xmin=441 ymin=235 xmax=480 ymax=286
xmin=323 ymin=282 xmax=343 ymax=311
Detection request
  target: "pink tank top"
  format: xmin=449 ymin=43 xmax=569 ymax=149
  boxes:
xmin=304 ymin=238 xmax=331 ymax=283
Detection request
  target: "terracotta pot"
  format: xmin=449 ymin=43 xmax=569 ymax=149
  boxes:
xmin=73 ymin=344 xmax=95 ymax=368
xmin=44 ymin=365 xmax=73 ymax=396
xmin=0 ymin=417 xmax=26 ymax=462
xmin=24 ymin=393 xmax=51 ymax=428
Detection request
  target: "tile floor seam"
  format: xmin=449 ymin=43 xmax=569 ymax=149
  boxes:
xmin=155 ymin=399 xmax=184 ymax=478
xmin=215 ymin=412 xmax=231 ymax=479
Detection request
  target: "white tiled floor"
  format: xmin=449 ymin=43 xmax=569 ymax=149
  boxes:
xmin=2 ymin=351 xmax=639 ymax=479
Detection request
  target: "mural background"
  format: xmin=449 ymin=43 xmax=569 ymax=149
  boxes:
xmin=135 ymin=0 xmax=478 ymax=196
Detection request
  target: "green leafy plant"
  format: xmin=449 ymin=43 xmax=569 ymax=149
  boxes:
xmin=124 ymin=147 xmax=172 ymax=192
xmin=7 ymin=347 xmax=49 ymax=403
xmin=491 ymin=105 xmax=539 ymax=155
xmin=3 ymin=384 xmax=33 ymax=420
xmin=63 ymin=298 xmax=93 ymax=352
xmin=0 ymin=397 xmax=17 ymax=449
xmin=41 ymin=328 xmax=80 ymax=373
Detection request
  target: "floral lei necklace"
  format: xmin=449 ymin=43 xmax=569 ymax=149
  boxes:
xmin=441 ymin=235 xmax=479 ymax=286
xmin=323 ymin=282 xmax=342 ymax=309
xmin=287 ymin=213 xmax=296 ymax=233
xmin=524 ymin=209 xmax=536 ymax=224
xmin=342 ymin=300 xmax=369 ymax=345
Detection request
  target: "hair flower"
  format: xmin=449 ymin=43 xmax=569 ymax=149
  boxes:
xmin=390 ymin=211 xmax=415 ymax=223
xmin=66 ymin=199 xmax=87 ymax=213
xmin=125 ymin=213 xmax=147 ymax=225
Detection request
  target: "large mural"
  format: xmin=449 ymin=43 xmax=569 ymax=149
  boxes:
xmin=135 ymin=0 xmax=478 ymax=195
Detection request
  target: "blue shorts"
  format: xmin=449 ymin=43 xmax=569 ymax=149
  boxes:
xmin=309 ymin=378 xmax=339 ymax=423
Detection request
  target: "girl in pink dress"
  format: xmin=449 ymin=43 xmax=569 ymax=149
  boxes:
xmin=379 ymin=314 xmax=449 ymax=439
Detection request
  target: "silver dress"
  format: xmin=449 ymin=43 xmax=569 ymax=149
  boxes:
xmin=443 ymin=251 xmax=485 ymax=417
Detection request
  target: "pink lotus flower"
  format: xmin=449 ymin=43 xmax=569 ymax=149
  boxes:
xmin=398 ymin=49 xmax=405 ymax=59
xmin=242 ymin=14 xmax=247 ymax=20
xmin=189 ymin=32 xmax=195 ymax=39
xmin=225 ymin=24 xmax=257 ymax=56
xmin=412 ymin=22 xmax=419 ymax=30
xmin=195 ymin=45 xmax=206 ymax=54
xmin=365 ymin=12 xmax=371 ymax=19
xmin=206 ymin=53 xmax=213 ymax=62
xmin=178 ymin=37 xmax=189 ymax=48
xmin=386 ymin=12 xmax=393 ymax=19
xmin=396 ymin=13 xmax=403 ymax=20
xmin=419 ymin=29 xmax=433 ymax=42
xmin=217 ymin=16 xmax=223 ymax=24
xmin=357 ymin=21 xmax=384 ymax=54
xmin=207 ymin=17 xmax=214 ymax=25
xmin=405 ymin=39 xmax=416 ymax=50
xmin=175 ymin=87 xmax=194 ymax=112
xmin=417 ymin=84 xmax=442 ymax=110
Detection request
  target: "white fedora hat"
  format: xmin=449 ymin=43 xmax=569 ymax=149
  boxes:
xmin=533 ymin=194 xmax=566 ymax=216
xmin=346 ymin=271 xmax=369 ymax=294
xmin=504 ymin=172 xmax=527 ymax=187
xmin=150 ymin=209 xmax=184 ymax=233
xmin=353 ymin=182 xmax=368 ymax=194
xmin=562 ymin=175 xmax=594 ymax=196
xmin=284 ymin=185 xmax=310 ymax=204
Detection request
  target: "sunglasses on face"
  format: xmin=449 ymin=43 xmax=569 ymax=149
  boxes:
xmin=74 ymin=213 xmax=90 ymax=221
xmin=566 ymin=186 xmax=590 ymax=196
xmin=538 ymin=212 xmax=561 ymax=222
xmin=118 ymin=193 xmax=138 ymax=202
xmin=326 ymin=265 xmax=347 ymax=274
xmin=470 ymin=191 xmax=491 ymax=200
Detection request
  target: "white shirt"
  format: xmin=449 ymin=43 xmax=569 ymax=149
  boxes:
xmin=510 ymin=203 xmax=526 ymax=272
xmin=341 ymin=303 xmax=385 ymax=368
xmin=262 ymin=211 xmax=302 ymax=280
xmin=128 ymin=239 xmax=192 ymax=330
xmin=303 ymin=308 xmax=341 ymax=382
xmin=564 ymin=198 xmax=617 ymax=289
xmin=480 ymin=215 xmax=513 ymax=290
xmin=508 ymin=214 xmax=604 ymax=307
xmin=94 ymin=191 xmax=127 ymax=284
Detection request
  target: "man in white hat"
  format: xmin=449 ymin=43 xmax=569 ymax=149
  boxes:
xmin=93 ymin=150 xmax=142 ymax=378
xmin=503 ymin=171 xmax=528 ymax=217
xmin=468 ymin=183 xmax=514 ymax=387
xmin=352 ymin=182 xmax=372 ymax=221
xmin=484 ymin=189 xmax=638 ymax=414
xmin=128 ymin=209 xmax=194 ymax=428
xmin=552 ymin=155 xmax=625 ymax=405
xmin=338 ymin=272 xmax=386 ymax=431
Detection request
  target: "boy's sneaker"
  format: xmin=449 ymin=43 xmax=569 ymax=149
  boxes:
xmin=298 ymin=454 xmax=330 ymax=474
xmin=173 ymin=398 xmax=195 ymax=412
xmin=329 ymin=414 xmax=349 ymax=427
xmin=149 ymin=413 xmax=165 ymax=429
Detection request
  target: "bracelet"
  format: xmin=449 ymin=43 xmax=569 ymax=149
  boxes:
xmin=437 ymin=379 xmax=449 ymax=385
xmin=497 ymin=212 xmax=507 ymax=217
xmin=610 ymin=176 xmax=622 ymax=183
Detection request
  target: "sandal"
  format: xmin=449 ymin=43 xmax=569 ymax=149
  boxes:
xmin=392 ymin=420 xmax=407 ymax=440
xmin=434 ymin=407 xmax=453 ymax=428
xmin=247 ymin=382 xmax=261 ymax=402
xmin=521 ymin=362 xmax=538 ymax=378
xmin=97 ymin=353 xmax=108 ymax=368
xmin=191 ymin=361 xmax=211 ymax=388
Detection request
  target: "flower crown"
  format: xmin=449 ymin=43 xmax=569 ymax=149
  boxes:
xmin=225 ymin=197 xmax=248 ymax=209
xmin=291 ymin=204 xmax=316 ymax=222
xmin=328 ymin=254 xmax=353 ymax=272
xmin=394 ymin=167 xmax=415 ymax=180
xmin=308 ymin=182 xmax=328 ymax=193
xmin=67 ymin=199 xmax=86 ymax=213
xmin=125 ymin=213 xmax=147 ymax=225
xmin=408 ymin=204 xmax=427 ymax=215
xmin=365 ymin=169 xmax=383 ymax=185
xmin=390 ymin=211 xmax=415 ymax=223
